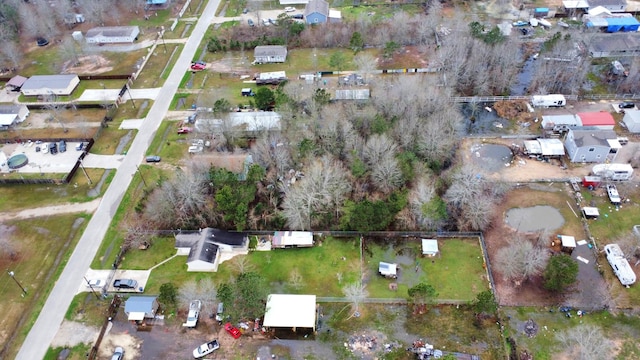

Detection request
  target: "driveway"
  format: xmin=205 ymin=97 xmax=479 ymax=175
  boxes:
xmin=76 ymin=88 xmax=162 ymax=102
xmin=81 ymin=154 xmax=125 ymax=169
xmin=566 ymin=241 xmax=608 ymax=310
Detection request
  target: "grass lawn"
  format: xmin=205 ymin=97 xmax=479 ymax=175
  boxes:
xmin=146 ymin=120 xmax=190 ymax=162
xmin=119 ymin=237 xmax=177 ymax=270
xmin=44 ymin=343 xmax=92 ymax=360
xmin=89 ymin=127 xmax=136 ymax=155
xmin=0 ymin=214 xmax=89 ymax=359
xmin=364 ymin=238 xmax=489 ymax=301
xmin=131 ymin=44 xmax=184 ymax=89
xmin=503 ymin=307 xmax=640 ymax=360
xmin=0 ymin=126 xmax=99 ymax=143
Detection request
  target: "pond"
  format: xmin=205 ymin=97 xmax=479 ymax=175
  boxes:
xmin=469 ymin=143 xmax=513 ymax=172
xmin=505 ymin=205 xmax=565 ymax=232
xmin=460 ymin=103 xmax=510 ymax=135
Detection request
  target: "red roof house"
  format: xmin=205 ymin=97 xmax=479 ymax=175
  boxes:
xmin=577 ymin=112 xmax=616 ymax=130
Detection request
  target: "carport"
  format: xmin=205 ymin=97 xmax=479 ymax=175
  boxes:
xmin=263 ymin=294 xmax=316 ymax=331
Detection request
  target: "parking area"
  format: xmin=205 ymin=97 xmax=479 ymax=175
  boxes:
xmin=78 ymin=269 xmax=150 ymax=295
xmin=0 ymin=141 xmax=85 ymax=174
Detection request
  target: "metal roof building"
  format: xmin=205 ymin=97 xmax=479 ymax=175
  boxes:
xmin=21 ymin=74 xmax=80 ymax=96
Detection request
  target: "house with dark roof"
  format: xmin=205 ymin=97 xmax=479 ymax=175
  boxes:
xmin=175 ymin=228 xmax=248 ymax=272
xmin=564 ymin=129 xmax=619 ymax=163
xmin=21 ymin=74 xmax=80 ymax=96
xmin=254 ymin=45 xmax=288 ymax=64
xmin=304 ymin=0 xmax=329 ymax=24
xmin=124 ymin=296 xmax=159 ymax=321
xmin=85 ymin=26 xmax=140 ymax=44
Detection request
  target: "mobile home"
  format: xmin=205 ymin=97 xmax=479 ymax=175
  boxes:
xmin=604 ymin=244 xmax=636 ymax=286
xmin=592 ymin=163 xmax=634 ymax=180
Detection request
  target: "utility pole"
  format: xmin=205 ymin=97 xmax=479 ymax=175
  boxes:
xmin=136 ymin=165 xmax=148 ymax=187
xmin=83 ymin=276 xmax=101 ymax=300
xmin=80 ymin=159 xmax=93 ymax=185
xmin=8 ymin=271 xmax=27 ymax=296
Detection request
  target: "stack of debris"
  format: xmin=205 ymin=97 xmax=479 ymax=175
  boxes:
xmin=344 ymin=332 xmax=399 ymax=357
xmin=524 ymin=319 xmax=538 ymax=338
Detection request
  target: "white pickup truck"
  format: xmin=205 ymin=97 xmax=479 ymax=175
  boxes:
xmin=183 ymin=300 xmax=202 ymax=327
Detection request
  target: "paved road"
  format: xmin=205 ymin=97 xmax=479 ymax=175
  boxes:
xmin=15 ymin=0 xmax=220 ymax=358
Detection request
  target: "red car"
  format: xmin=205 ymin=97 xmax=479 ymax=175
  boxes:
xmin=177 ymin=127 xmax=193 ymax=134
xmin=224 ymin=322 xmax=241 ymax=339
xmin=190 ymin=62 xmax=206 ymax=71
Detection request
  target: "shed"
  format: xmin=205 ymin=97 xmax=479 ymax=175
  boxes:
xmin=534 ymin=7 xmax=549 ymax=16
xmin=379 ymin=262 xmax=397 ymax=278
xmin=263 ymin=294 xmax=316 ymax=331
xmin=272 ymin=231 xmax=314 ymax=248
xmin=21 ymin=74 xmax=80 ymax=96
xmin=85 ymin=26 xmax=140 ymax=44
xmin=605 ymin=17 xmax=640 ymax=32
xmin=622 ymin=109 xmax=640 ymax=133
xmin=304 ymin=0 xmax=329 ymax=24
xmin=254 ymin=45 xmax=288 ymax=63
xmin=538 ymin=138 xmax=565 ymax=157
xmin=421 ymin=239 xmax=439 ymax=257
xmin=558 ymin=235 xmax=576 ymax=252
xmin=582 ymin=206 xmax=600 ymax=219
xmin=577 ymin=112 xmax=616 ymax=130
xmin=541 ymin=114 xmax=581 ymax=131
xmin=562 ymin=0 xmax=589 ymax=9
xmin=334 ymin=89 xmax=370 ymax=100
xmin=524 ymin=140 xmax=542 ymax=155
xmin=124 ymin=296 xmax=159 ymax=321
xmin=6 ymin=75 xmax=27 ymax=90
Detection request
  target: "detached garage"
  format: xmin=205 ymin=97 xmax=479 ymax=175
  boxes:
xmin=21 ymin=74 xmax=80 ymax=96
xmin=623 ymin=109 xmax=640 ymax=133
xmin=263 ymin=294 xmax=317 ymax=331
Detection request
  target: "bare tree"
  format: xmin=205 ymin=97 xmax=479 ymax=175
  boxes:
xmin=614 ymin=232 xmax=640 ymax=262
xmin=178 ymin=280 xmax=199 ymax=309
xmin=343 ymin=281 xmax=368 ymax=313
xmin=178 ymin=279 xmax=217 ymax=310
xmin=59 ymin=37 xmax=81 ymax=69
xmin=198 ymin=278 xmax=218 ymax=310
xmin=0 ymin=41 xmax=22 ymax=69
xmin=409 ymin=176 xmax=442 ymax=230
xmin=363 ymin=134 xmax=397 ymax=166
xmin=353 ymin=52 xmax=377 ymax=83
xmin=77 ymin=0 xmax=110 ymax=26
xmin=496 ymin=237 xmax=549 ymax=286
xmin=230 ymin=255 xmax=254 ymax=275
xmin=370 ymin=155 xmax=403 ymax=194
xmin=556 ymin=325 xmax=613 ymax=360
xmin=122 ymin=220 xmax=152 ymax=251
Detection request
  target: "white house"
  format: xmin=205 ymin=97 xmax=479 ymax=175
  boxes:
xmin=21 ymin=74 xmax=80 ymax=96
xmin=263 ymin=294 xmax=317 ymax=331
xmin=421 ymin=239 xmax=439 ymax=257
xmin=124 ymin=296 xmax=159 ymax=321
xmin=175 ymin=228 xmax=248 ymax=272
xmin=272 ymin=231 xmax=314 ymax=248
xmin=623 ymin=109 xmax=640 ymax=133
xmin=85 ymin=26 xmax=140 ymax=44
xmin=0 ymin=105 xmax=29 ymax=129
xmin=253 ymin=45 xmax=288 ymax=64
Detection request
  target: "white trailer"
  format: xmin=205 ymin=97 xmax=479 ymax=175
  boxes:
xmin=592 ymin=163 xmax=634 ymax=181
xmin=531 ymin=94 xmax=566 ymax=107
xmin=604 ymin=244 xmax=636 ymax=286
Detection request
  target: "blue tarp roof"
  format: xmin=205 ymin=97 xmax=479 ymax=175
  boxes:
xmin=606 ymin=17 xmax=640 ymax=32
xmin=535 ymin=7 xmax=550 ymax=11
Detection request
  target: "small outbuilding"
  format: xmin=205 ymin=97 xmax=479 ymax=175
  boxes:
xmin=124 ymin=296 xmax=159 ymax=321
xmin=263 ymin=294 xmax=317 ymax=331
xmin=558 ymin=235 xmax=577 ymax=253
xmin=21 ymin=74 xmax=80 ymax=96
xmin=582 ymin=207 xmax=600 ymax=219
xmin=379 ymin=262 xmax=398 ymax=278
xmin=334 ymin=89 xmax=370 ymax=100
xmin=421 ymin=239 xmax=439 ymax=257
xmin=272 ymin=231 xmax=313 ymax=248
xmin=577 ymin=112 xmax=616 ymax=130
xmin=622 ymin=109 xmax=640 ymax=133
xmin=253 ymin=45 xmax=288 ymax=64
xmin=85 ymin=26 xmax=140 ymax=44
xmin=6 ymin=75 xmax=27 ymax=91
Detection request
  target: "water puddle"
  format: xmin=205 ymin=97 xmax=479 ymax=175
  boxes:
xmin=460 ymin=103 xmax=510 ymax=135
xmin=511 ymin=55 xmax=538 ymax=96
xmin=469 ymin=143 xmax=513 ymax=172
xmin=505 ymin=205 xmax=565 ymax=232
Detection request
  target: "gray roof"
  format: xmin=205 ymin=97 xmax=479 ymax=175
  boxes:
xmin=305 ymin=0 xmax=329 ymax=17
xmin=7 ymin=75 xmax=27 ymax=88
xmin=86 ymin=26 xmax=139 ymax=38
xmin=589 ymin=33 xmax=640 ymax=53
xmin=335 ymin=89 xmax=370 ymax=100
xmin=124 ymin=296 xmax=157 ymax=313
xmin=570 ymin=129 xmax=618 ymax=147
xmin=0 ymin=105 xmax=25 ymax=115
xmin=175 ymin=228 xmax=247 ymax=264
xmin=21 ymin=75 xmax=78 ymax=91
xmin=588 ymin=0 xmax=627 ymax=7
xmin=254 ymin=45 xmax=288 ymax=57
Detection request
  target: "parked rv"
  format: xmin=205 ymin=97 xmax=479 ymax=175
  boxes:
xmin=592 ymin=163 xmax=634 ymax=181
xmin=604 ymin=244 xmax=636 ymax=286
xmin=531 ymin=94 xmax=566 ymax=107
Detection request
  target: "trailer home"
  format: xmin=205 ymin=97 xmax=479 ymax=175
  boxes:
xmin=604 ymin=244 xmax=636 ymax=286
xmin=531 ymin=94 xmax=566 ymax=107
xmin=592 ymin=163 xmax=634 ymax=180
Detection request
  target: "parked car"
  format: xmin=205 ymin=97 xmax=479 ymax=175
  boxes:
xmin=111 ymin=346 xmax=124 ymax=360
xmin=113 ymin=279 xmax=138 ymax=289
xmin=619 ymin=102 xmax=635 ymax=109
xmin=241 ymin=88 xmax=255 ymax=97
xmin=36 ymin=37 xmax=49 ymax=47
xmin=86 ymin=279 xmax=103 ymax=288
xmin=291 ymin=13 xmax=303 ymax=19
xmin=42 ymin=143 xmax=49 ymax=154
xmin=248 ymin=19 xmax=255 ymax=27
xmin=177 ymin=127 xmax=193 ymax=134
xmin=284 ymin=6 xmax=296 ymax=12
xmin=76 ymin=142 xmax=85 ymax=151
xmin=242 ymin=8 xmax=248 ymax=14
xmin=49 ymin=142 xmax=58 ymax=155
xmin=224 ymin=322 xmax=241 ymax=339
xmin=58 ymin=140 xmax=66 ymax=153
xmin=145 ymin=155 xmax=161 ymax=163
xmin=269 ymin=18 xmax=278 ymax=25
xmin=215 ymin=302 xmax=224 ymax=323
xmin=183 ymin=300 xmax=202 ymax=327
xmin=193 ymin=60 xmax=206 ymax=66
xmin=190 ymin=62 xmax=206 ymax=71
xmin=262 ymin=18 xmax=270 ymax=26
xmin=193 ymin=339 xmax=220 ymax=358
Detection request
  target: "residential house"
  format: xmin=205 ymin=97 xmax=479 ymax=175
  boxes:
xmin=195 ymin=112 xmax=281 ymax=135
xmin=85 ymin=26 xmax=140 ymax=44
xmin=175 ymin=228 xmax=248 ymax=272
xmin=622 ymin=109 xmax=640 ymax=133
xmin=21 ymin=74 xmax=80 ymax=96
xmin=272 ymin=231 xmax=314 ymax=248
xmin=587 ymin=0 xmax=627 ymax=12
xmin=124 ymin=296 xmax=159 ymax=321
xmin=564 ymin=129 xmax=618 ymax=163
xmin=254 ymin=46 xmax=288 ymax=64
xmin=0 ymin=105 xmax=29 ymax=129
xmin=577 ymin=112 xmax=616 ymax=130
xmin=6 ymin=75 xmax=27 ymax=91
xmin=304 ymin=0 xmax=329 ymax=24
xmin=588 ymin=33 xmax=640 ymax=58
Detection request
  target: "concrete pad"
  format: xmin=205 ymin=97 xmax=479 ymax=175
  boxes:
xmin=120 ymin=119 xmax=144 ymax=130
xmin=77 ymin=269 xmax=113 ymax=294
xmin=1 ymin=141 xmax=86 ymax=174
xmin=77 ymin=88 xmax=162 ymax=102
xmin=108 ymin=270 xmax=151 ymax=293
xmin=81 ymin=154 xmax=125 ymax=169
